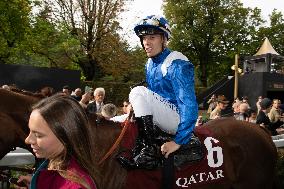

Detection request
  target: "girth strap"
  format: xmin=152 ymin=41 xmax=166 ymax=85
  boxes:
xmin=161 ymin=154 xmax=175 ymax=189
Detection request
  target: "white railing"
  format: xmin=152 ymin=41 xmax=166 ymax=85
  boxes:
xmin=0 ymin=148 xmax=34 ymax=166
xmin=272 ymin=134 xmax=284 ymax=148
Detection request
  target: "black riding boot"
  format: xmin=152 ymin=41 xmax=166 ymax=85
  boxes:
xmin=117 ymin=115 xmax=162 ymax=169
xmin=116 ymin=117 xmax=145 ymax=169
xmin=133 ymin=115 xmax=162 ymax=169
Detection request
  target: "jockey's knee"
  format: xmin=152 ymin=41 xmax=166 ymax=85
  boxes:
xmin=130 ymin=86 xmax=147 ymax=95
xmin=129 ymin=86 xmax=148 ymax=101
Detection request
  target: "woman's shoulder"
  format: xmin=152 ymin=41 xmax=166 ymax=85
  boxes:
xmin=68 ymin=158 xmax=97 ymax=188
xmin=36 ymin=158 xmax=96 ymax=189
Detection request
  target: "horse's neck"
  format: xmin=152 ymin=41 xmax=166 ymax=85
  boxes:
xmin=91 ymin=118 xmax=122 ymax=157
xmin=0 ymin=89 xmax=40 ymax=157
xmin=0 ymin=89 xmax=39 ymax=112
xmin=91 ymin=118 xmax=127 ymax=189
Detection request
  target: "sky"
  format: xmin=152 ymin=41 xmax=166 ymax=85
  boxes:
xmin=120 ymin=0 xmax=284 ymax=46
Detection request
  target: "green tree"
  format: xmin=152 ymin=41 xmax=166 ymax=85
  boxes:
xmin=46 ymin=0 xmax=130 ymax=81
xmin=163 ymin=0 xmax=264 ymax=87
xmin=96 ymin=34 xmax=146 ymax=82
xmin=7 ymin=2 xmax=82 ymax=71
xmin=257 ymin=10 xmax=284 ymax=55
xmin=0 ymin=0 xmax=146 ymax=85
xmin=0 ymin=0 xmax=31 ymax=63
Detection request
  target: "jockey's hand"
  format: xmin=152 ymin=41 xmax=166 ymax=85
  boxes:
xmin=14 ymin=174 xmax=32 ymax=189
xmin=161 ymin=141 xmax=181 ymax=158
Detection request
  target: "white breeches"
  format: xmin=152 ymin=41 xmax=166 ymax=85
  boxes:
xmin=129 ymin=86 xmax=180 ymax=134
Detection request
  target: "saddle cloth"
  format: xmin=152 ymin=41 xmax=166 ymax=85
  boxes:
xmin=123 ymin=126 xmax=226 ymax=189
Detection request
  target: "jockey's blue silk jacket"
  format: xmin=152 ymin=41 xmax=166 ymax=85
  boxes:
xmin=146 ymin=48 xmax=198 ymax=145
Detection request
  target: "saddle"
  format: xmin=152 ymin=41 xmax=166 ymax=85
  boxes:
xmin=173 ymin=135 xmax=204 ymax=167
xmin=139 ymin=125 xmax=204 ymax=169
xmin=117 ymin=118 xmax=204 ymax=170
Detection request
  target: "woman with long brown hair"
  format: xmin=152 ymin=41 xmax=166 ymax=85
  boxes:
xmin=17 ymin=94 xmax=98 ymax=189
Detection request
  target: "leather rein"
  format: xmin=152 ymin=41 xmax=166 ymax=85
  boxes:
xmin=98 ymin=112 xmax=133 ymax=165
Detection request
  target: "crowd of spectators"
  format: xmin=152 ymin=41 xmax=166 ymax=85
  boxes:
xmin=1 ymin=84 xmax=131 ymax=123
xmin=61 ymin=85 xmax=131 ymax=122
xmin=3 ymin=83 xmax=283 ymax=135
xmin=205 ymin=94 xmax=284 ymax=135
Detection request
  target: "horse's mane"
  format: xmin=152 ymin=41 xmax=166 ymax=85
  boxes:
xmin=9 ymin=87 xmax=45 ymax=98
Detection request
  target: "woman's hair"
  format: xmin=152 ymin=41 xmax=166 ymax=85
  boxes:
xmin=31 ymin=94 xmax=98 ymax=187
xmin=123 ymin=99 xmax=130 ymax=104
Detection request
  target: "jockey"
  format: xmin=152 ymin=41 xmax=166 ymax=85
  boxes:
xmin=117 ymin=15 xmax=198 ymax=169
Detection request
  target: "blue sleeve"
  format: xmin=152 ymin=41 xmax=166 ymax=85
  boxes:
xmin=170 ymin=60 xmax=198 ymax=145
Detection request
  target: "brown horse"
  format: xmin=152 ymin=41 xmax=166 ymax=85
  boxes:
xmin=0 ymin=89 xmax=41 ymax=159
xmin=0 ymin=88 xmax=278 ymax=189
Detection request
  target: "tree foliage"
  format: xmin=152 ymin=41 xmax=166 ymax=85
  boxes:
xmin=257 ymin=10 xmax=284 ymax=55
xmin=163 ymin=0 xmax=265 ymax=87
xmin=3 ymin=0 xmax=284 ymax=90
xmin=96 ymin=34 xmax=146 ymax=82
xmin=0 ymin=0 xmax=31 ymax=63
xmin=0 ymin=0 xmax=146 ymax=85
xmin=45 ymin=0 xmax=131 ymax=81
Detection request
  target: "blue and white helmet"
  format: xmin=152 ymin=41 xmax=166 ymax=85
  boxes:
xmin=134 ymin=15 xmax=171 ymax=40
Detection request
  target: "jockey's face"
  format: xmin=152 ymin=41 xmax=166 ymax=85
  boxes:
xmin=26 ymin=110 xmax=64 ymax=159
xmin=142 ymin=34 xmax=164 ymax=57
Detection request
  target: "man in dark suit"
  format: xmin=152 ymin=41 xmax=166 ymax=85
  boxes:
xmin=86 ymin=87 xmax=105 ymax=114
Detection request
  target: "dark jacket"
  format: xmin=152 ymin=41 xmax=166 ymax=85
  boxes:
xmin=86 ymin=101 xmax=104 ymax=114
xmin=256 ymin=111 xmax=283 ymax=135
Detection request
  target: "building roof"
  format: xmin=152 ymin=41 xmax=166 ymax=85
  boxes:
xmin=254 ymin=37 xmax=279 ymax=56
